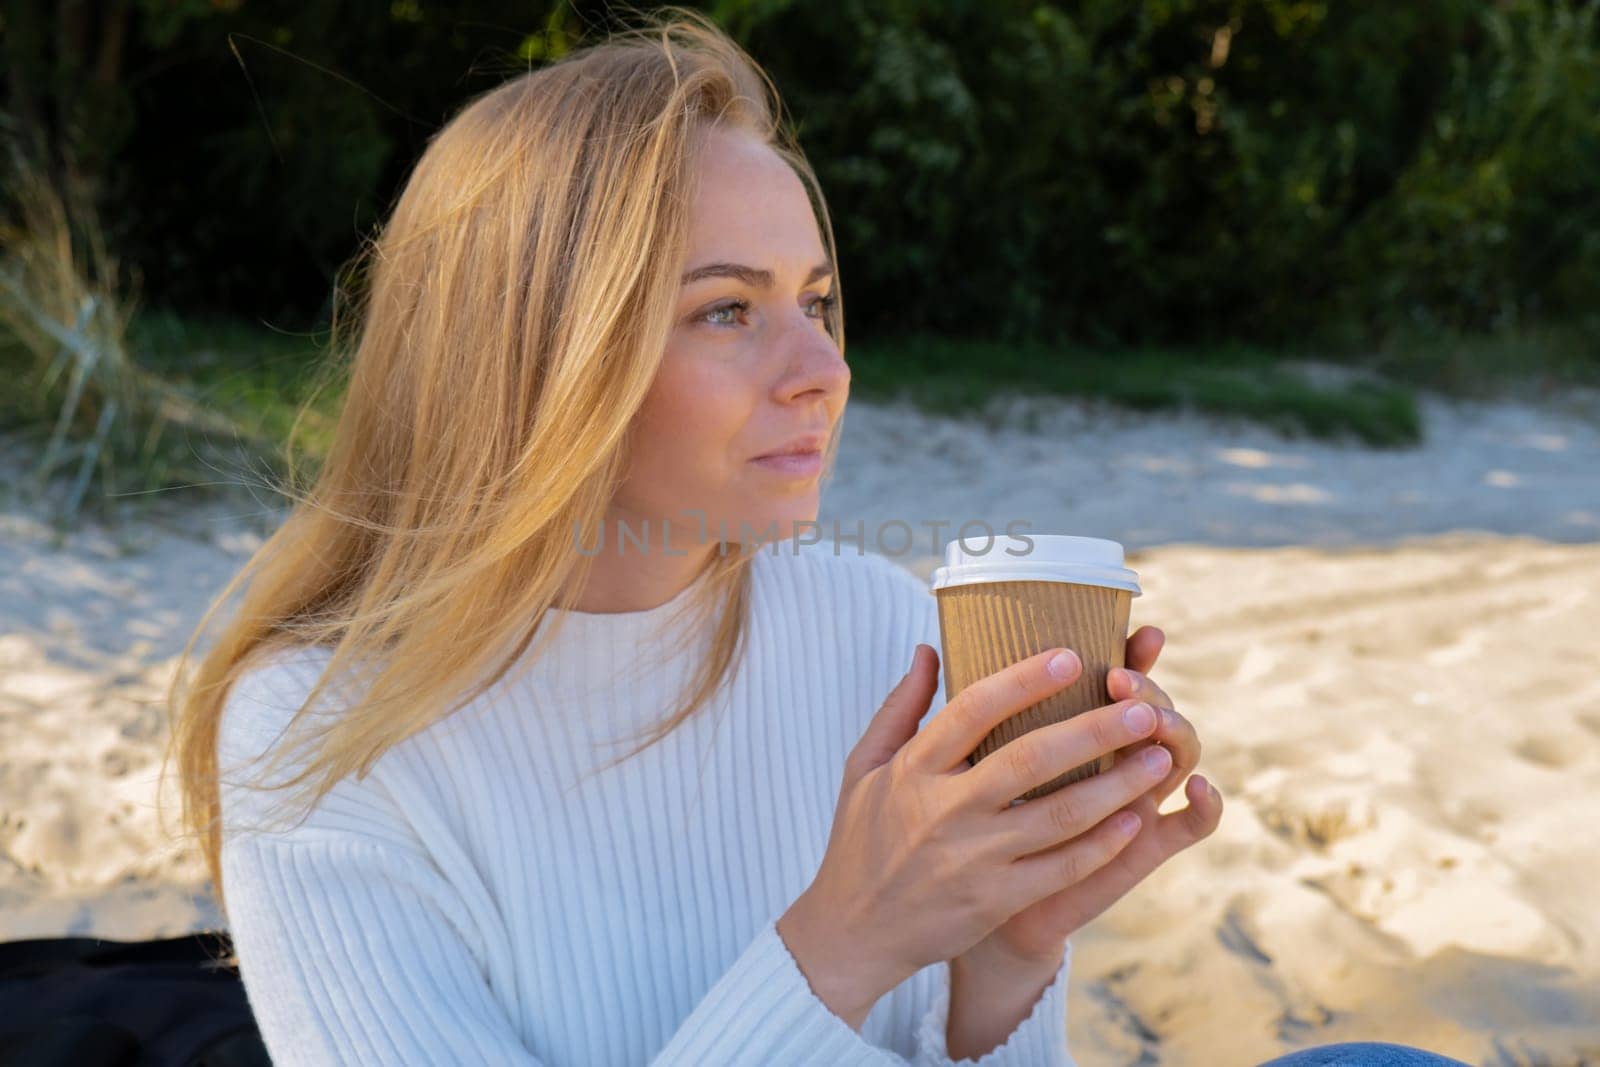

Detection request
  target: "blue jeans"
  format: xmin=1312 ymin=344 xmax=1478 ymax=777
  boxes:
xmin=1256 ymin=1042 xmax=1472 ymax=1066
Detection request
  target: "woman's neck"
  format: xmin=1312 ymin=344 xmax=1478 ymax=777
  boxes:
xmin=562 ymin=511 xmax=721 ymax=614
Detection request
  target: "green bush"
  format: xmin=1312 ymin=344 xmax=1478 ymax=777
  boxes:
xmin=740 ymin=0 xmax=1598 ymax=348
xmin=1336 ymin=1 xmax=1600 ymax=333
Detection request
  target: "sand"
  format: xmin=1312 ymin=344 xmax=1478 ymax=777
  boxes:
xmin=3 ymin=381 xmax=1598 ymax=1065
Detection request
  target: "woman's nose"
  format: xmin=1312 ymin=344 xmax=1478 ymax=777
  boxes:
xmin=773 ymin=322 xmax=849 ymax=402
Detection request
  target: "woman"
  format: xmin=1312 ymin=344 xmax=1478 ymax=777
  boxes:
xmin=165 ymin=10 xmax=1467 ymax=1066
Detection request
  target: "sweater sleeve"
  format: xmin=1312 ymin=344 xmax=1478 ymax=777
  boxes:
xmin=226 ymin=832 xmax=937 ymax=1066
xmin=875 ymin=554 xmax=1080 ymax=1066
xmin=648 ymin=916 xmax=909 ymax=1065
xmin=218 ymin=652 xmax=917 ymax=1067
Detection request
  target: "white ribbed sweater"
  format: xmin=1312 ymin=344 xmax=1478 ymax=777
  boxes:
xmin=216 ymin=545 xmax=1076 ymax=1066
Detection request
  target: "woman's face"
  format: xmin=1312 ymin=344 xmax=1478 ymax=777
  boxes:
xmin=613 ymin=127 xmax=849 ymax=551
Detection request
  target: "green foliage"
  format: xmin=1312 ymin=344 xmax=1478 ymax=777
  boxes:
xmin=740 ymin=0 xmax=1600 ymax=346
xmin=1335 ymin=1 xmax=1600 ymax=333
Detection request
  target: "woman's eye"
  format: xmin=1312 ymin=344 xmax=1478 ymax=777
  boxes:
xmin=808 ymin=293 xmax=838 ymax=319
xmin=702 ymin=300 xmax=748 ymax=327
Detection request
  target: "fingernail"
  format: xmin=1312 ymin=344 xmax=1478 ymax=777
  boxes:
xmin=1113 ymin=667 xmax=1134 ymax=688
xmin=1047 ymin=650 xmax=1079 ymax=680
xmin=1123 ymin=702 xmax=1154 ymax=732
xmin=1141 ymin=746 xmax=1171 ymax=774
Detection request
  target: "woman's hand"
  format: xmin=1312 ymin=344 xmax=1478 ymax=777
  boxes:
xmin=955 ymin=625 xmax=1223 ymax=974
xmin=779 ymin=642 xmax=1166 ymax=1030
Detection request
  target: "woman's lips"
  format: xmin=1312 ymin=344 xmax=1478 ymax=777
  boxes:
xmin=751 ymin=449 xmax=823 ymax=476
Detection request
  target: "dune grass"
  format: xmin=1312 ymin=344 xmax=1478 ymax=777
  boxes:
xmin=844 ymin=336 xmax=1426 ymax=448
xmin=0 ymin=309 xmax=342 ymax=515
xmin=126 ymin=310 xmax=344 ymax=459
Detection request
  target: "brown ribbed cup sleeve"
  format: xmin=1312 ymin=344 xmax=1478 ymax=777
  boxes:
xmin=934 ymin=579 xmax=1133 ymax=804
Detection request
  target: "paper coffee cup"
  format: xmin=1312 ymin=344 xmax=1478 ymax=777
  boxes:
xmin=930 ymin=534 xmax=1142 ymax=805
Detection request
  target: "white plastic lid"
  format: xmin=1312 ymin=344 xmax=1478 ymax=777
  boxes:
xmin=930 ymin=534 xmax=1141 ymax=596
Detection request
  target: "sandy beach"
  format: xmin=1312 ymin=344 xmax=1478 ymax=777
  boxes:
xmin=3 ymin=382 xmax=1597 ymax=1065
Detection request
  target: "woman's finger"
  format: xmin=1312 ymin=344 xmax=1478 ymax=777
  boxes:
xmin=1115 ymin=705 xmax=1201 ymax=808
xmin=1042 ymin=774 xmax=1224 ymax=934
xmin=1153 ymin=773 xmax=1224 ymax=849
xmin=1114 ymin=774 xmax=1224 ymax=877
xmin=1106 ymin=665 xmax=1173 ymax=712
xmin=1123 ymin=626 xmax=1165 ymax=675
xmin=910 ymin=647 xmax=1083 ymax=774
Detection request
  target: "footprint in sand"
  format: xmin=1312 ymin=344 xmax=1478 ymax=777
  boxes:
xmin=1258 ymin=794 xmax=1377 ymax=852
xmin=1247 ymin=742 xmax=1317 ymax=771
xmin=100 ymin=746 xmax=140 ymax=778
xmin=1275 ymin=1001 xmax=1337 ymax=1045
xmin=1510 ymin=732 xmax=1583 ymax=770
xmin=1081 ymin=964 xmax=1161 ymax=1050
xmin=1215 ymin=901 xmax=1274 ymax=966
xmin=1212 ymin=900 xmax=1344 ymax=1046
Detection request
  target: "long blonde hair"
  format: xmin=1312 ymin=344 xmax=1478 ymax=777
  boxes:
xmin=163 ymin=7 xmax=846 ymax=922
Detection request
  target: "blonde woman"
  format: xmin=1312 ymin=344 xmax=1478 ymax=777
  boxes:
xmin=165 ymin=10 xmax=1236 ymax=1065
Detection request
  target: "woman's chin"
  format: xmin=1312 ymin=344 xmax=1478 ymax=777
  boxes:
xmin=726 ymin=507 xmax=822 ymax=550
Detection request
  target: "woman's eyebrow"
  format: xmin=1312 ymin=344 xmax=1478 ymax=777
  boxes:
xmin=680 ymin=261 xmax=833 ymax=288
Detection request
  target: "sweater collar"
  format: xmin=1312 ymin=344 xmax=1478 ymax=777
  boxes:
xmin=533 ymin=548 xmax=763 ymax=649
